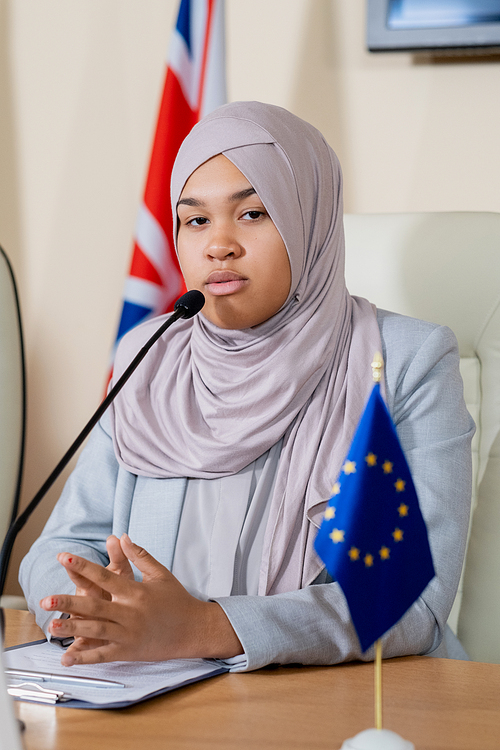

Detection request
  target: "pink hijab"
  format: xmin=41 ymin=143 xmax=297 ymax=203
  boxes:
xmin=110 ymin=101 xmax=382 ymax=594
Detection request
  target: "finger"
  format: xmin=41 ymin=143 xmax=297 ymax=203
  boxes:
xmin=74 ymin=585 xmax=111 ymax=602
xmin=40 ymin=592 xmax=118 ymax=621
xmin=59 ymin=636 xmax=102 ymax=661
xmin=120 ymin=534 xmax=169 ymax=582
xmin=55 ymin=552 xmax=135 ymax=597
xmin=58 ymin=558 xmax=108 ymax=599
xmin=61 ymin=642 xmax=123 ymax=666
xmin=106 ymin=535 xmax=134 ymax=578
xmin=66 ymin=636 xmax=103 ymax=652
xmin=49 ymin=614 xmax=123 ymax=643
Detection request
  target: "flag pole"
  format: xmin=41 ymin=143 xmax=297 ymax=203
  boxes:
xmin=323 ymin=350 xmax=418 ymax=748
xmin=371 ymin=354 xmax=384 ymax=733
xmin=371 ymin=351 xmax=383 ymax=386
xmin=375 ymin=639 xmax=383 ymax=730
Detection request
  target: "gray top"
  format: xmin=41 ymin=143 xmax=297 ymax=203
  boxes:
xmin=172 ymin=439 xmax=281 ymax=599
xmin=19 ymin=309 xmax=475 ymax=671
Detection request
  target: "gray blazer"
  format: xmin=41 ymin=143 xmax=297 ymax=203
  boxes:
xmin=20 ymin=309 xmax=475 ymax=671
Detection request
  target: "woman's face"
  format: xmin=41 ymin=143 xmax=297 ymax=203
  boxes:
xmin=177 ymin=154 xmax=291 ymax=330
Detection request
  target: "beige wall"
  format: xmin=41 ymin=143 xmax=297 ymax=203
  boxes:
xmin=1 ymin=0 xmax=499 ymax=594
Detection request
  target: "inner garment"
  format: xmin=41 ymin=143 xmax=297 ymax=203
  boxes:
xmin=172 ymin=440 xmax=283 ymax=599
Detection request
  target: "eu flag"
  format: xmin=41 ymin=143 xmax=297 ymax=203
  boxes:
xmin=314 ymin=383 xmax=435 ymax=652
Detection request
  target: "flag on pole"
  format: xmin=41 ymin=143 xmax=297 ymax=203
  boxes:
xmin=113 ymin=0 xmax=226 ymax=353
xmin=314 ymin=382 xmax=435 ymax=653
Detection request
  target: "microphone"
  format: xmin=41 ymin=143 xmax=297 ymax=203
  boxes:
xmin=173 ymin=289 xmax=205 ymax=319
xmin=0 ymin=289 xmax=205 ymax=596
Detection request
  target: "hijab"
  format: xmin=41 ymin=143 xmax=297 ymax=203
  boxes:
xmin=110 ymin=101 xmax=382 ymax=594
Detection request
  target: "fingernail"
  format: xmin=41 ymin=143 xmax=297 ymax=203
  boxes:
xmin=61 ymin=655 xmax=75 ymax=667
xmin=57 ymin=553 xmax=74 ymax=565
xmin=41 ymin=597 xmax=57 ymax=609
xmin=122 ymin=533 xmax=131 ymax=543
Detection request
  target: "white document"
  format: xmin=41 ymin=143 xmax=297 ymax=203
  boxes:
xmin=4 ymin=640 xmax=227 ymax=708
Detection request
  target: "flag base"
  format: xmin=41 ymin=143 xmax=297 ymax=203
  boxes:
xmin=341 ymin=728 xmax=415 ymax=749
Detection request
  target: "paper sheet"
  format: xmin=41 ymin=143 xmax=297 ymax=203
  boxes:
xmin=4 ymin=640 xmax=227 ymax=709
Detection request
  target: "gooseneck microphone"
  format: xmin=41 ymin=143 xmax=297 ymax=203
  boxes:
xmin=0 ymin=289 xmax=205 ymax=596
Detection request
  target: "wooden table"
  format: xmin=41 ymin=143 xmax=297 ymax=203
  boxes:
xmin=4 ymin=609 xmax=500 ymax=749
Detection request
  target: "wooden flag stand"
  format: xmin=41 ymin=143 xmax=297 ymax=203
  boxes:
xmin=340 ymin=640 xmax=414 ymax=749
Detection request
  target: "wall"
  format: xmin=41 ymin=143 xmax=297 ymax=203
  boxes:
xmin=1 ymin=0 xmax=499 ymax=594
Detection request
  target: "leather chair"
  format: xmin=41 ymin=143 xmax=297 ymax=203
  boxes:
xmin=343 ymin=211 xmax=500 ymax=663
xmin=0 ymin=246 xmax=27 ymax=609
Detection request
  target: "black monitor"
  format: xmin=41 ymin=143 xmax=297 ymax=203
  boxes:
xmin=367 ymin=0 xmax=500 ymax=52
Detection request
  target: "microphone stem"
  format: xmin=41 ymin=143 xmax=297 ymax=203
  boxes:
xmin=0 ymin=306 xmax=184 ymax=596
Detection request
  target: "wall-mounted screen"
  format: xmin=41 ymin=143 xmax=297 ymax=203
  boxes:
xmin=368 ymin=0 xmax=500 ymax=52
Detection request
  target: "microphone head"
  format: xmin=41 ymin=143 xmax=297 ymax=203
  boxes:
xmin=174 ymin=289 xmax=205 ymax=319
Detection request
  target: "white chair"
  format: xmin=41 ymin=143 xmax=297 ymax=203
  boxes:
xmin=343 ymin=211 xmax=500 ymax=663
xmin=0 ymin=246 xmax=27 ymax=609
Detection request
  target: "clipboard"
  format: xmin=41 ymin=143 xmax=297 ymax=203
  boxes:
xmin=4 ymin=639 xmax=228 ymax=709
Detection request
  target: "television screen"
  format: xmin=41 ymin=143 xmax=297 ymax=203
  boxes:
xmin=388 ymin=0 xmax=500 ymax=30
xmin=368 ymin=0 xmax=500 ymax=51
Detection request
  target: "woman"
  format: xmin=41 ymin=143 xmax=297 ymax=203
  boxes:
xmin=20 ymin=101 xmax=474 ymax=670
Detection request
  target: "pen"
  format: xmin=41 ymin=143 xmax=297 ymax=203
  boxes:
xmin=5 ymin=668 xmax=125 ymax=689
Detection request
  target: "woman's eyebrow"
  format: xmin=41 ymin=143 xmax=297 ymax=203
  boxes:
xmin=229 ymin=187 xmax=256 ymax=202
xmin=177 ymin=196 xmax=203 ymax=207
xmin=177 ymin=187 xmax=256 ymax=209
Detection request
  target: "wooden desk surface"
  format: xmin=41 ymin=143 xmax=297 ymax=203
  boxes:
xmin=4 ymin=609 xmax=500 ymax=750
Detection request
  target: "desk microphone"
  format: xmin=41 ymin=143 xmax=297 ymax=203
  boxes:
xmin=0 ymin=289 xmax=205 ymax=596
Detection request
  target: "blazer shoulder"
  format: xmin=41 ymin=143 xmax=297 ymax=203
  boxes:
xmin=376 ymin=308 xmax=461 ymax=417
xmin=376 ymin=307 xmax=458 ymax=356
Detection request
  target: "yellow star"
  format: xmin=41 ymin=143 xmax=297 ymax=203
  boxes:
xmin=343 ymin=460 xmax=356 ymax=475
xmin=379 ymin=546 xmax=390 ymax=560
xmin=398 ymin=503 xmax=409 ymax=517
xmin=364 ymin=553 xmax=374 ymax=567
xmin=348 ymin=547 xmax=360 ymax=561
xmin=331 ymin=482 xmax=341 ymax=496
xmin=324 ymin=506 xmax=336 ymax=521
xmin=330 ymin=528 xmax=345 ymax=543
xmin=382 ymin=460 xmax=393 ymax=474
xmin=394 ymin=478 xmax=406 ymax=492
xmin=393 ymin=528 xmax=404 ymax=542
xmin=365 ymin=452 xmax=377 ymax=467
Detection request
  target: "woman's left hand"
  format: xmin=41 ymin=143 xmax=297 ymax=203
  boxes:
xmin=40 ymin=534 xmax=243 ymax=666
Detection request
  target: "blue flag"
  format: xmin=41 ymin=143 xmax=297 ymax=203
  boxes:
xmin=314 ymin=383 xmax=435 ymax=652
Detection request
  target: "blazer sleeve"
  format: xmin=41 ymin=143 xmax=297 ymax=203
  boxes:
xmin=19 ymin=414 xmax=185 ymax=634
xmin=214 ymin=314 xmax=475 ymax=671
xmin=18 ymin=419 xmax=129 ymax=632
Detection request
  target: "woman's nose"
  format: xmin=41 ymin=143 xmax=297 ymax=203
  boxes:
xmin=205 ymin=227 xmax=242 ymax=260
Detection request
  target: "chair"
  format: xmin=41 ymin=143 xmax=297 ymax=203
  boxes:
xmin=343 ymin=211 xmax=500 ymax=663
xmin=0 ymin=245 xmax=27 ymax=609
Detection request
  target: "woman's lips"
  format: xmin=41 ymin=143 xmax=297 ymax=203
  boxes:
xmin=205 ymin=271 xmax=249 ymax=296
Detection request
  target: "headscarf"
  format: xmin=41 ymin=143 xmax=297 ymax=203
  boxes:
xmin=110 ymin=101 xmax=382 ymax=594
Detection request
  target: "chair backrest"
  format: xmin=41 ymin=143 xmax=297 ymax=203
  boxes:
xmin=343 ymin=211 xmax=500 ymax=663
xmin=0 ymin=247 xmax=25 ymax=550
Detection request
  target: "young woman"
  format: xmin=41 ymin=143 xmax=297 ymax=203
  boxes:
xmin=20 ymin=101 xmax=474 ymax=670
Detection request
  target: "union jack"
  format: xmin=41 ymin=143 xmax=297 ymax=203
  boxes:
xmin=112 ymin=0 xmax=226 ymax=357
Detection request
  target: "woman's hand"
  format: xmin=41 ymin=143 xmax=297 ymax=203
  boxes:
xmin=61 ymin=534 xmax=136 ymax=654
xmin=40 ymin=534 xmax=243 ymax=666
xmin=71 ymin=535 xmax=135 ymax=601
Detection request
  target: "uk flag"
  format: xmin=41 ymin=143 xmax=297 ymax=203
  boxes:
xmin=113 ymin=0 xmax=226 ymax=356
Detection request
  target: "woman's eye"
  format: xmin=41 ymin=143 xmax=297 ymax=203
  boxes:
xmin=187 ymin=216 xmax=209 ymax=226
xmin=242 ymin=210 xmax=264 ymax=220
